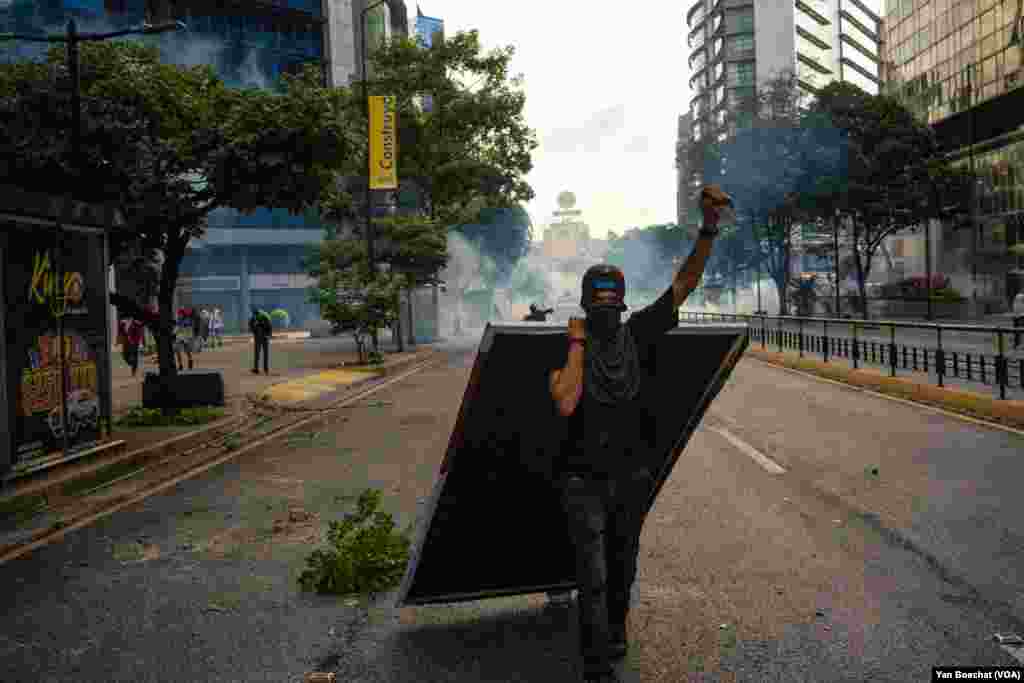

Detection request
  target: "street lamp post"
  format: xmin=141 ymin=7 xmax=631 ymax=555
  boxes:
xmin=360 ymin=0 xmax=389 ymax=275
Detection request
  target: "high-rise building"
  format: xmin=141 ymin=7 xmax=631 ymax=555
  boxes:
xmin=676 ymin=113 xmax=694 ymax=228
xmin=685 ymin=0 xmax=883 ymax=148
xmin=882 ymin=0 xmax=1024 ymax=308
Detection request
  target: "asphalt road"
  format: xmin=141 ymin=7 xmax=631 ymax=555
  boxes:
xmin=1 ymin=335 xmax=1023 ymax=682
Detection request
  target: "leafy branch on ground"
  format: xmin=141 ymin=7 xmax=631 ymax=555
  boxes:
xmin=114 ymin=405 xmax=225 ymax=427
xmin=298 ymin=488 xmax=413 ymax=596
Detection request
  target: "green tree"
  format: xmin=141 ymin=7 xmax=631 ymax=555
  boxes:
xmin=369 ymin=31 xmax=537 ymax=221
xmin=309 ymin=257 xmax=405 ymax=364
xmin=801 ymin=81 xmax=968 ymax=318
xmin=309 ymin=30 xmax=536 ymax=338
xmin=0 ymin=41 xmax=357 ymax=384
xmin=697 ymin=71 xmax=821 ymax=315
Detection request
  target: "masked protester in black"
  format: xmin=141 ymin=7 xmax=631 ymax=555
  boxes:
xmin=549 ymin=185 xmax=732 ymax=683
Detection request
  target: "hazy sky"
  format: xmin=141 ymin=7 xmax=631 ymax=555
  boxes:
xmin=423 ymin=1 xmax=691 ymax=240
xmin=425 ymin=0 xmax=885 ymax=240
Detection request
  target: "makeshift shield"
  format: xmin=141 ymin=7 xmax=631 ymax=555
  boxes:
xmin=396 ymin=322 xmax=749 ymax=607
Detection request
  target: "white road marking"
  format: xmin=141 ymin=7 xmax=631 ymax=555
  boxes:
xmin=707 ymin=425 xmax=786 ymax=474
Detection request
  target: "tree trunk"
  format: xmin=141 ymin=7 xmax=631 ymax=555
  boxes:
xmin=781 ymin=217 xmax=792 ymax=316
xmin=395 ymin=290 xmax=405 ymax=353
xmin=851 ymin=222 xmax=871 ymax=320
xmin=407 ymin=284 xmax=416 ymax=347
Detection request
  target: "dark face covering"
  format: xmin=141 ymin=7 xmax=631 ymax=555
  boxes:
xmin=584 ymin=304 xmax=640 ymax=405
xmin=586 ymin=305 xmax=622 ymax=339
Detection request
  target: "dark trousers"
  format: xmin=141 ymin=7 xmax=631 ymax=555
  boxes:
xmin=560 ymin=468 xmax=653 ymax=677
xmin=253 ymin=336 xmax=269 ymax=372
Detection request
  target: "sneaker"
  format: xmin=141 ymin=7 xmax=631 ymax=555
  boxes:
xmin=252 ymin=369 xmax=259 ymax=374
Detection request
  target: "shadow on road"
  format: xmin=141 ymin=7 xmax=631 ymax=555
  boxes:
xmin=351 ymin=600 xmax=581 ymax=681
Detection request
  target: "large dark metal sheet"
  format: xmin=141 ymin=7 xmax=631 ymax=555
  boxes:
xmin=396 ymin=322 xmax=749 ymax=607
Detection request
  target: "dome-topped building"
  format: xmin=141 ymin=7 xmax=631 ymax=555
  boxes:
xmin=543 ymin=191 xmax=592 ymax=262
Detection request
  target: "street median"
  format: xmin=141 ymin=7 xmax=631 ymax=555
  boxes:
xmin=745 ymin=347 xmax=1024 ymax=431
xmin=0 ymin=346 xmax=441 ymax=544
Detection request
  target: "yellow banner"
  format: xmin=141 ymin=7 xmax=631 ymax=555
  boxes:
xmin=368 ymin=95 xmax=398 ymax=190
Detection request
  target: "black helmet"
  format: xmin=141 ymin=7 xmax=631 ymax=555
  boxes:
xmin=580 ymin=263 xmax=627 ymax=312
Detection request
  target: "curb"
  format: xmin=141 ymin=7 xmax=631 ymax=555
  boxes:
xmin=0 ymin=355 xmax=444 ymax=566
xmin=0 ymin=411 xmax=247 ymax=520
xmin=745 ymin=347 xmax=1024 ymax=431
xmin=0 ymin=348 xmax=440 ymax=526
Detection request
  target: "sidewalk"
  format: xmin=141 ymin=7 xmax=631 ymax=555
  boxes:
xmin=0 ymin=336 xmax=440 ymax=550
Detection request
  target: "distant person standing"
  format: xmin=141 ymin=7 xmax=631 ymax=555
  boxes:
xmin=118 ymin=316 xmax=145 ymax=377
xmin=249 ymin=306 xmax=273 ymax=374
xmin=211 ymin=307 xmax=225 ymax=347
xmin=199 ymin=308 xmax=212 ymax=352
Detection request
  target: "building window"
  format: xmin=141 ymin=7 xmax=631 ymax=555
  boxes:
xmin=727 ymin=61 xmax=755 ymax=86
xmin=727 ymin=34 xmax=754 ymax=57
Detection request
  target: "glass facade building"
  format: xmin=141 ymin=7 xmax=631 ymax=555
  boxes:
xmin=884 ymin=0 xmax=1020 ymax=123
xmin=883 ymin=0 xmax=1024 ymax=307
xmin=0 ymin=0 xmax=336 ymax=332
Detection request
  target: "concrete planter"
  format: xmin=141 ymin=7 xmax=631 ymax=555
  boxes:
xmin=143 ymin=371 xmax=225 ymax=410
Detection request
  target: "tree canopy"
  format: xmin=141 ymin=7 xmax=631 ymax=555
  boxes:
xmin=0 ymin=40 xmax=359 ymax=381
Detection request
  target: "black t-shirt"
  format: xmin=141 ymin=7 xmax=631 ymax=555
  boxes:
xmin=558 ymin=287 xmax=679 ymax=478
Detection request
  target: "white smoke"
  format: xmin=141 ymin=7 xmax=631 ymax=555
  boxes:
xmin=437 ymin=224 xmax=792 ymax=334
xmin=160 ymin=33 xmax=227 ymax=73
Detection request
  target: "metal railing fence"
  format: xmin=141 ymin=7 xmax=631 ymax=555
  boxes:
xmin=680 ymin=312 xmax=1024 ymax=400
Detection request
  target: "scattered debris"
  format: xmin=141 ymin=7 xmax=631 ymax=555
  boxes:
xmin=362 ymin=400 xmax=393 ymax=408
xmin=815 ymin=609 xmax=826 ymax=617
xmin=205 ymin=603 xmax=228 ymax=613
xmin=719 ymin=623 xmax=729 ymax=630
xmin=994 ymin=633 xmax=1024 ymax=646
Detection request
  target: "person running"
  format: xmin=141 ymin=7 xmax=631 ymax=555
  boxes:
xmin=249 ymin=306 xmax=273 ymax=374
